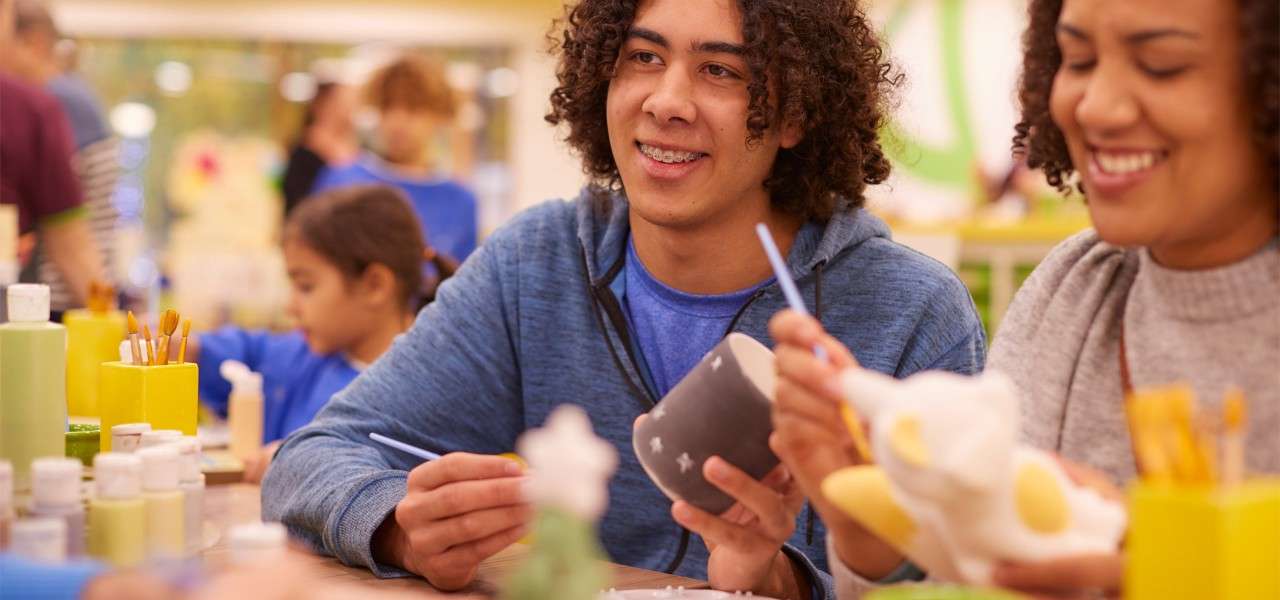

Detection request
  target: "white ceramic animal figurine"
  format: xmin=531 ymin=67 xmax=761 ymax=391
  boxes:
xmin=821 ymin=369 xmax=1127 ymax=584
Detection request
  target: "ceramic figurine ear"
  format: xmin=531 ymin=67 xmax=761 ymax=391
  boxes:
xmin=821 ymin=465 xmax=918 ymax=553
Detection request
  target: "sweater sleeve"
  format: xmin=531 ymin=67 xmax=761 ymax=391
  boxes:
xmin=260 ymin=224 xmax=525 ymax=578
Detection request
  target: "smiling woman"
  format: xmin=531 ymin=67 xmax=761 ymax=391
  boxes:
xmin=1014 ymin=0 xmax=1278 ymax=269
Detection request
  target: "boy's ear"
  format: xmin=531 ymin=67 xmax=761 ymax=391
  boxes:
xmin=779 ymin=118 xmax=805 ymax=150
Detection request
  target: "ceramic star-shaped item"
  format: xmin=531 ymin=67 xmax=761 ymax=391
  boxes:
xmin=650 ymin=436 xmax=664 ymax=454
xmin=516 ymin=404 xmax=618 ymax=520
xmin=711 ymin=355 xmax=723 ymax=371
xmin=652 ymin=405 xmax=667 ymax=420
xmin=677 ymin=452 xmax=694 ymax=474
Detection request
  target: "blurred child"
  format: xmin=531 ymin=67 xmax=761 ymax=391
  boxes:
xmin=187 ymin=184 xmax=456 ymax=483
xmin=281 ymin=81 xmax=358 ymax=215
xmin=313 ymin=53 xmax=478 ymax=267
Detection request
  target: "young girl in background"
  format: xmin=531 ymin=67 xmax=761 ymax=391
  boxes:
xmin=768 ymin=0 xmax=1278 ymax=597
xmin=189 ymin=184 xmax=457 ymax=482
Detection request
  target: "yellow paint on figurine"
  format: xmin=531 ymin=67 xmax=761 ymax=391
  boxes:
xmin=889 ymin=415 xmax=930 ymax=468
xmin=1014 ymin=462 xmax=1070 ymax=534
xmin=822 ymin=466 xmax=917 ymax=551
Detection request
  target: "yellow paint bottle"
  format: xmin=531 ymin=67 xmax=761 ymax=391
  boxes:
xmin=137 ymin=445 xmax=185 ymax=560
xmin=64 ymin=308 xmax=126 ymax=418
xmin=88 ymin=453 xmax=146 ymax=568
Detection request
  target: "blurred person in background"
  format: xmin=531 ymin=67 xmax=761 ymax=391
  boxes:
xmin=10 ymin=0 xmax=118 ymax=316
xmin=281 ymin=80 xmax=359 ymax=215
xmin=0 ymin=0 xmax=105 ymax=308
xmin=186 ymin=185 xmax=455 ymax=483
xmin=312 ymin=53 xmax=479 ymax=268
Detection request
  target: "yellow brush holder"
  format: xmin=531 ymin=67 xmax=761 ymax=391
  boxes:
xmin=98 ymin=361 xmax=198 ymax=451
xmin=1126 ymin=479 xmax=1280 ymax=600
xmin=64 ymin=310 xmax=126 ymax=417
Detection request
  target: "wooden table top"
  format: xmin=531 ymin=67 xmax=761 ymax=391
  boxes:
xmin=201 ymin=484 xmax=708 ymax=596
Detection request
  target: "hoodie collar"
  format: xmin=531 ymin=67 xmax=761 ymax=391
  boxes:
xmin=575 ymin=188 xmax=891 ymax=284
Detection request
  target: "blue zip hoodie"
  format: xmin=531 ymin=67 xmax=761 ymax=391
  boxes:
xmin=261 ymin=189 xmax=986 ymax=598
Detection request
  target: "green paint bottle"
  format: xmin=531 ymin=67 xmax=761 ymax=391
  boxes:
xmin=0 ymin=284 xmax=67 ymax=492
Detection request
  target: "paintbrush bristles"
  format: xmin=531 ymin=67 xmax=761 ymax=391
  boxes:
xmin=125 ymin=310 xmax=143 ymax=365
xmin=156 ymin=310 xmax=178 ymax=364
xmin=178 ymin=318 xmax=192 ymax=363
xmin=142 ymin=323 xmax=156 ymax=366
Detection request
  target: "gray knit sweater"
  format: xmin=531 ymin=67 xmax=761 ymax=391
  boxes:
xmin=833 ymin=230 xmax=1279 ymax=597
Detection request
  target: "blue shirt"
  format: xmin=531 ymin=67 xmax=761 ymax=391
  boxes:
xmin=197 ymin=328 xmax=361 ymax=443
xmin=261 ymin=191 xmax=988 ymax=600
xmin=312 ymin=155 xmax=479 ymax=263
xmin=0 ymin=554 xmax=105 ymax=600
xmin=620 ymin=236 xmax=774 ymax=398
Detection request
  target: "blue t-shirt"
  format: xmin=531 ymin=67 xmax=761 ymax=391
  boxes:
xmin=312 ymin=155 xmax=478 ymax=263
xmin=46 ymin=75 xmax=108 ymax=150
xmin=197 ymin=328 xmax=361 ymax=443
xmin=619 ymin=236 xmax=774 ymax=398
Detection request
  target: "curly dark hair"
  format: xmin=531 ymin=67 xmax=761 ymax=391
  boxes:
xmin=1013 ymin=0 xmax=1279 ymax=193
xmin=545 ymin=0 xmax=902 ymax=222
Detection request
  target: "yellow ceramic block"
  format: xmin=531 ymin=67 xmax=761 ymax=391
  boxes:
xmin=98 ymin=362 xmax=198 ymax=451
xmin=65 ymin=310 xmax=126 ymax=417
xmin=1126 ymin=480 xmax=1280 ymax=600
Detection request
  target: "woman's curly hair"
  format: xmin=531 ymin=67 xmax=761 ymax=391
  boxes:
xmin=545 ymin=0 xmax=902 ymax=222
xmin=1013 ymin=0 xmax=1279 ymax=193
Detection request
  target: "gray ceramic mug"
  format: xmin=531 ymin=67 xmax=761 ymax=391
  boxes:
xmin=633 ymin=332 xmax=778 ymax=514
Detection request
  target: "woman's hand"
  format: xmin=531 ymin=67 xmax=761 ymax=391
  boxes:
xmin=767 ymin=310 xmax=906 ymax=579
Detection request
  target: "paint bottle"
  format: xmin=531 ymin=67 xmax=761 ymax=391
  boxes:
xmin=28 ymin=457 xmax=86 ymax=558
xmin=228 ymin=521 xmax=287 ymax=566
xmin=0 ymin=284 xmax=67 ymax=491
xmin=11 ymin=517 xmax=67 ymax=563
xmin=111 ymin=423 xmax=152 ymax=453
xmin=223 ymin=361 xmax=264 ymax=462
xmin=139 ymin=429 xmax=183 ymax=449
xmin=176 ymin=436 xmax=206 ymax=556
xmin=88 ymin=452 xmax=147 ymax=568
xmin=0 ymin=460 xmax=12 ymax=551
xmin=137 ymin=444 xmax=185 ymax=560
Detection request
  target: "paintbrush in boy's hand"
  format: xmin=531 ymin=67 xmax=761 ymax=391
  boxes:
xmin=126 ymin=310 xmax=143 ymax=365
xmin=177 ymin=318 xmax=192 ymax=363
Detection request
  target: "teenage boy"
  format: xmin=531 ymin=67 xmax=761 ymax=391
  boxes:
xmin=263 ymin=1 xmax=985 ymax=598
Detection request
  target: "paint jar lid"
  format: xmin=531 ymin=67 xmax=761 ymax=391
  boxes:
xmin=94 ymin=452 xmax=143 ymax=500
xmin=137 ymin=445 xmax=181 ymax=492
xmin=140 ymin=429 xmax=183 ymax=449
xmin=0 ymin=460 xmax=12 ymax=514
xmin=31 ymin=457 xmax=83 ymax=508
xmin=175 ymin=436 xmax=203 ymax=483
xmin=7 ymin=283 xmax=50 ymax=323
xmin=221 ymin=360 xmax=263 ymax=396
xmin=228 ymin=521 xmax=287 ymax=566
xmin=11 ymin=517 xmax=67 ymax=563
xmin=112 ymin=423 xmax=152 ymax=454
